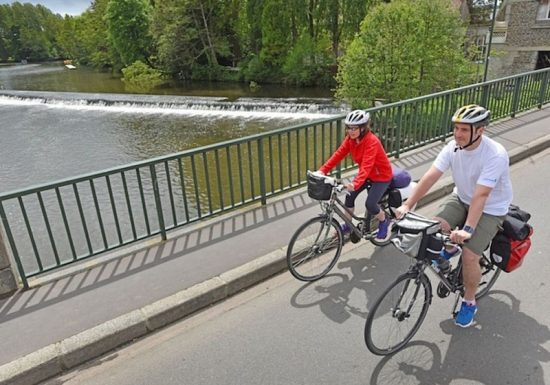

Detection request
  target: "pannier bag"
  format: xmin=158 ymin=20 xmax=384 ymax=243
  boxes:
xmin=306 ymin=171 xmax=336 ymax=201
xmin=391 ymin=212 xmax=442 ymax=260
xmin=389 ymin=166 xmax=412 ymax=189
xmin=490 ymin=204 xmax=533 ymax=273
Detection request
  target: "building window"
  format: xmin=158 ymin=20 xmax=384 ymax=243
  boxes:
xmin=537 ymin=0 xmax=550 ymax=20
xmin=536 ymin=51 xmax=550 ymax=70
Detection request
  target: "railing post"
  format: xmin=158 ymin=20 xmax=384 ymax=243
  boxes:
xmin=441 ymin=93 xmax=451 ymax=141
xmin=395 ymin=105 xmax=402 ymax=158
xmin=538 ymin=70 xmax=549 ymax=109
xmin=257 ymin=138 xmax=267 ymax=205
xmin=511 ymin=76 xmax=522 ymax=118
xmin=150 ymin=164 xmax=167 ymax=241
xmin=0 ymin=203 xmax=21 ymax=294
xmin=336 ymin=119 xmax=342 ymax=179
xmin=480 ymin=83 xmax=490 ymax=109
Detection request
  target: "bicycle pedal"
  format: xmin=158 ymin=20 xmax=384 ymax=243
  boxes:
xmin=350 ymin=231 xmax=361 ymax=243
xmin=436 ymin=282 xmax=450 ymax=298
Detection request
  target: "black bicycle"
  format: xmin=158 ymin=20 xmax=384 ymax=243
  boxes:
xmin=364 ymin=212 xmax=501 ymax=355
xmin=286 ymin=170 xmax=414 ymax=281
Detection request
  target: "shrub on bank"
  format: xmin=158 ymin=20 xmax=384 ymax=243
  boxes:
xmin=122 ymin=61 xmax=165 ymax=91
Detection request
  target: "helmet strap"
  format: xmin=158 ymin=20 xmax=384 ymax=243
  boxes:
xmin=454 ymin=125 xmax=481 ymax=152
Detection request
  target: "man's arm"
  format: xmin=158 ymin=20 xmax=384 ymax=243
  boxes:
xmin=395 ymin=165 xmax=443 ymax=217
xmin=450 ymin=184 xmax=492 ymax=243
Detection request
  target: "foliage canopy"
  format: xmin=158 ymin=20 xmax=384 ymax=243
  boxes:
xmin=336 ymin=0 xmax=477 ymax=107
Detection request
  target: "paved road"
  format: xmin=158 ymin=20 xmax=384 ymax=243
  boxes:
xmin=44 ymin=150 xmax=550 ymax=384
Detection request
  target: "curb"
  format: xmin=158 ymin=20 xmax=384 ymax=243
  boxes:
xmin=1 ymin=134 xmax=549 ymax=385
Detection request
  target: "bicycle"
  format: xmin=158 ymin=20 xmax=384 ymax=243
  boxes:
xmin=363 ymin=211 xmax=501 ymax=356
xmin=286 ymin=170 xmax=415 ymax=282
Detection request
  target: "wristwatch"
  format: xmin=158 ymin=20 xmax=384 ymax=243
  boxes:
xmin=462 ymin=225 xmax=475 ymax=234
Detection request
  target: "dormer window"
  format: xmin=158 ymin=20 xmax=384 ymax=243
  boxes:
xmin=537 ymin=0 xmax=550 ymax=20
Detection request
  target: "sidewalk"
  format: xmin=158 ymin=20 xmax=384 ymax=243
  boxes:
xmin=1 ymin=106 xmax=550 ymax=385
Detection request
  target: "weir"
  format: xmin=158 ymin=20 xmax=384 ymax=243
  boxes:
xmin=0 ymin=90 xmax=345 ymax=118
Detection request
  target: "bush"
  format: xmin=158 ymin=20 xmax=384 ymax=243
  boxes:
xmin=242 ymin=55 xmax=281 ymax=83
xmin=121 ymin=60 xmax=165 ymax=91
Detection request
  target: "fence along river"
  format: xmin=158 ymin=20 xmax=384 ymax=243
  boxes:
xmin=0 ymin=90 xmax=346 ymax=283
xmin=1 ymin=67 xmax=550 ymax=285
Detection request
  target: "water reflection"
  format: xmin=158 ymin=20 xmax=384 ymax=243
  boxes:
xmin=0 ymin=63 xmax=341 ymax=277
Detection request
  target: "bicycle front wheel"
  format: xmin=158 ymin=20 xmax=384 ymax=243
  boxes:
xmin=286 ymin=216 xmax=343 ymax=281
xmin=365 ymin=272 xmax=432 ymax=355
xmin=476 ymin=248 xmax=501 ymax=299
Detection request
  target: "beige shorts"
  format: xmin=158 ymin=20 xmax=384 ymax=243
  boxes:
xmin=435 ymin=194 xmax=505 ymax=255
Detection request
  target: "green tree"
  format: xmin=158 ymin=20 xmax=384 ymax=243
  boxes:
xmin=151 ymin=0 xmax=233 ymax=79
xmin=75 ymin=0 xmax=114 ymax=67
xmin=0 ymin=5 xmax=11 ymax=60
xmin=336 ymin=0 xmax=476 ymax=107
xmin=105 ymin=0 xmax=152 ymax=67
xmin=282 ymin=31 xmax=334 ymax=86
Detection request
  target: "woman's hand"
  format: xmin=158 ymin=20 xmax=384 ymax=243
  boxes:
xmin=346 ymin=183 xmax=355 ymax=192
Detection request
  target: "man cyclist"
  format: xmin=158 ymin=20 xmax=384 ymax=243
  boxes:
xmin=317 ymin=110 xmax=393 ymax=241
xmin=396 ymin=104 xmax=513 ymax=327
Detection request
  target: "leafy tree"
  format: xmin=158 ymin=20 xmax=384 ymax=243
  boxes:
xmin=0 ymin=5 xmax=11 ymax=60
xmin=336 ymin=0 xmax=476 ymax=107
xmin=105 ymin=0 xmax=152 ymax=68
xmin=75 ymin=0 xmax=114 ymax=67
xmin=151 ymin=0 xmax=233 ymax=79
xmin=282 ymin=31 xmax=334 ymax=86
xmin=257 ymin=0 xmax=292 ymax=79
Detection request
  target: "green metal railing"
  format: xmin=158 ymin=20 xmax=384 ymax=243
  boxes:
xmin=1 ymin=67 xmax=549 ymax=286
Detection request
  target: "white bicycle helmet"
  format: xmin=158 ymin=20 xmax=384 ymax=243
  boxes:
xmin=451 ymin=104 xmax=490 ymax=126
xmin=451 ymin=104 xmax=490 ymax=151
xmin=344 ymin=110 xmax=370 ymax=125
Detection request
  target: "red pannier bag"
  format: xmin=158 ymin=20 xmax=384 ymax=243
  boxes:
xmin=490 ymin=227 xmax=533 ymax=273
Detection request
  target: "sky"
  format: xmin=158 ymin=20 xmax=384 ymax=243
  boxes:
xmin=0 ymin=0 xmax=93 ymax=16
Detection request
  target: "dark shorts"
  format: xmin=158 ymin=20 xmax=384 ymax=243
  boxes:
xmin=436 ymin=194 xmax=505 ymax=255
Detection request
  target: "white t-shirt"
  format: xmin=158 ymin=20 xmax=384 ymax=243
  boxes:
xmin=433 ymin=136 xmax=513 ymax=216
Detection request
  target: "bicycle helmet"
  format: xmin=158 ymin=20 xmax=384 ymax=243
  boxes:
xmin=344 ymin=110 xmax=370 ymax=126
xmin=451 ymin=104 xmax=490 ymax=126
xmin=451 ymin=104 xmax=490 ymax=151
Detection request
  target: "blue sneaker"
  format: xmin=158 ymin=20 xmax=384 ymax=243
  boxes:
xmin=375 ymin=218 xmax=390 ymax=241
xmin=455 ymin=302 xmax=478 ymax=328
xmin=340 ymin=223 xmax=351 ymax=234
xmin=432 ymin=247 xmax=458 ymax=273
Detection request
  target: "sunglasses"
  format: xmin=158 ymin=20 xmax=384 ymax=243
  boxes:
xmin=346 ymin=125 xmax=361 ymax=131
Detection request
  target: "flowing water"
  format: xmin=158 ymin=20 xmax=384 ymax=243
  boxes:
xmin=0 ymin=62 xmax=343 ymax=192
xmin=0 ymin=62 xmax=344 ymax=274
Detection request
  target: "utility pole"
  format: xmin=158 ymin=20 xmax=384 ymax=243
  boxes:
xmin=482 ymin=0 xmax=499 ymax=82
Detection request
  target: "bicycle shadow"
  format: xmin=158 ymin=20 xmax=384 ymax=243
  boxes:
xmin=368 ymin=290 xmax=550 ymax=385
xmin=289 ymin=243 xmax=412 ymax=324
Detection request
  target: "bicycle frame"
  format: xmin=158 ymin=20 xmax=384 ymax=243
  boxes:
xmin=319 ymin=187 xmax=391 ymax=241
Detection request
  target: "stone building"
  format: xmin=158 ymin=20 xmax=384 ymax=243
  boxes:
xmin=488 ymin=0 xmax=550 ymax=79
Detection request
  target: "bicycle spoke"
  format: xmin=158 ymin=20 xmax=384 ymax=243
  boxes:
xmin=287 ymin=217 xmax=343 ymax=281
xmin=365 ymin=273 xmax=431 ymax=355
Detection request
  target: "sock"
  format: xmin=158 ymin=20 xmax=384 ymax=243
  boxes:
xmin=441 ymin=246 xmax=458 ymax=260
xmin=463 ymin=299 xmax=476 ymax=306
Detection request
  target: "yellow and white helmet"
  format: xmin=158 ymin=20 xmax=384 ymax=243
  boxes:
xmin=451 ymin=104 xmax=490 ymax=126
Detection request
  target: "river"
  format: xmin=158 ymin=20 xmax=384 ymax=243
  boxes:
xmin=0 ymin=62 xmax=342 ymax=192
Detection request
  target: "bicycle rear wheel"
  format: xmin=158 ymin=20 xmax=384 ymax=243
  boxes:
xmin=286 ymin=216 xmax=343 ymax=281
xmin=476 ymin=248 xmax=501 ymax=299
xmin=365 ymin=272 xmax=431 ymax=355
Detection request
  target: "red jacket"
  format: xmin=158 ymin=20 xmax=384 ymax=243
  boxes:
xmin=319 ymin=131 xmax=392 ymax=190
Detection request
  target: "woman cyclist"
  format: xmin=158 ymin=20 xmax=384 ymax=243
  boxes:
xmin=317 ymin=110 xmax=393 ymax=241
